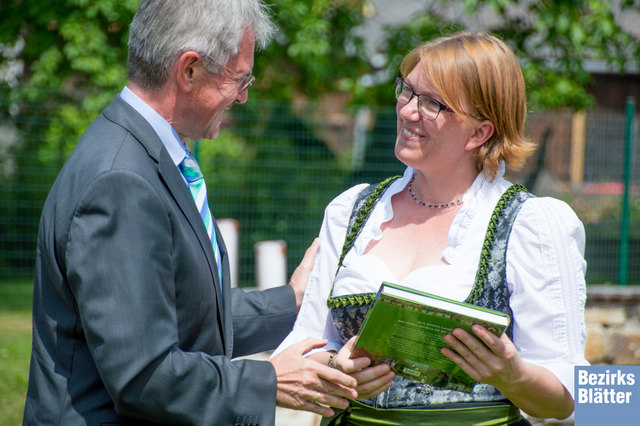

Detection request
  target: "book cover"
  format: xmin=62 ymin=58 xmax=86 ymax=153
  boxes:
xmin=354 ymin=281 xmax=510 ymax=393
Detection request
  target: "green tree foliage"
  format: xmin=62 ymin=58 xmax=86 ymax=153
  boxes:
xmin=255 ymin=0 xmax=371 ymax=100
xmin=0 ymin=0 xmax=373 ymax=149
xmin=2 ymin=0 xmax=638 ymax=125
xmin=0 ymin=0 xmax=137 ymax=146
xmin=0 ymin=0 xmax=639 ymax=278
xmin=369 ymin=0 xmax=640 ymax=110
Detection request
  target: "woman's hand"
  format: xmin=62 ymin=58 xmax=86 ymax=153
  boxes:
xmin=442 ymin=325 xmax=574 ymax=419
xmin=441 ymin=324 xmax=525 ymax=389
xmin=332 ymin=336 xmax=396 ymax=399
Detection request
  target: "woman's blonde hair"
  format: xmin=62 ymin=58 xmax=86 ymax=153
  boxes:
xmin=399 ymin=32 xmax=536 ymax=179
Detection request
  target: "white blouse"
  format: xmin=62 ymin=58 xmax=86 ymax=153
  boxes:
xmin=274 ymin=166 xmax=589 ymax=399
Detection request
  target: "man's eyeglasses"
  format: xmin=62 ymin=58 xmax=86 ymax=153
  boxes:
xmin=200 ymin=52 xmax=255 ymax=93
xmin=394 ymin=77 xmax=453 ymax=121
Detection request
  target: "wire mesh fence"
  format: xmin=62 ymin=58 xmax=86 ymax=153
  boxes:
xmin=0 ymin=91 xmax=638 ymax=285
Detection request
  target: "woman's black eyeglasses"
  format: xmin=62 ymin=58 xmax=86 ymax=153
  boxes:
xmin=394 ymin=77 xmax=453 ymax=121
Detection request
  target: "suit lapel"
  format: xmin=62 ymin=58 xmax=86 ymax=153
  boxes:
xmin=103 ymin=96 xmax=227 ymax=348
xmin=214 ymin=220 xmax=234 ymax=355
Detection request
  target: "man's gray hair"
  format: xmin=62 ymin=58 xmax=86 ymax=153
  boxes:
xmin=128 ymin=0 xmax=275 ymax=90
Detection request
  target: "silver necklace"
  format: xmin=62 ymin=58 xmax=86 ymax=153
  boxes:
xmin=407 ymin=175 xmax=463 ymax=209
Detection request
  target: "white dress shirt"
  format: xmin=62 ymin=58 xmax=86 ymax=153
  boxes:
xmin=119 ymin=86 xmax=187 ymax=167
xmin=274 ymin=166 xmax=589 ymax=399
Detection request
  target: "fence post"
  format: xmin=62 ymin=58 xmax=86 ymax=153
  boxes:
xmin=570 ymin=110 xmax=587 ymax=189
xmin=619 ymin=97 xmax=635 ymax=286
xmin=255 ymin=240 xmax=287 ymax=290
xmin=351 ymin=107 xmax=372 ymax=169
xmin=217 ymin=219 xmax=239 ymax=288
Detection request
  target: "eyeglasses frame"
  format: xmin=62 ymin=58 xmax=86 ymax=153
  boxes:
xmin=394 ymin=77 xmax=453 ymax=121
xmin=199 ymin=52 xmax=255 ymax=93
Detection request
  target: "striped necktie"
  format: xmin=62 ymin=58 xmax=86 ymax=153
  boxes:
xmin=179 ymin=151 xmax=223 ymax=285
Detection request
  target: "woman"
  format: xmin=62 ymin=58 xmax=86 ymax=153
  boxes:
xmin=273 ymin=32 xmax=588 ymax=425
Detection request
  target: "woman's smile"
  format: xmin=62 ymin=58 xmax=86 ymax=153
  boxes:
xmin=401 ymin=126 xmax=422 ymax=141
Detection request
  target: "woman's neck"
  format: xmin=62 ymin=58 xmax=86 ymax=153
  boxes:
xmin=409 ymin=167 xmax=479 ymax=205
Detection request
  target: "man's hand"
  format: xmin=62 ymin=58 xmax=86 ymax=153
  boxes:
xmin=269 ymin=338 xmax=358 ymax=417
xmin=288 ymin=238 xmax=318 ymax=312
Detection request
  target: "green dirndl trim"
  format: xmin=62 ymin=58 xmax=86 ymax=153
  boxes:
xmin=327 ymin=179 xmax=529 ymax=310
xmin=320 ymin=399 xmax=525 ymax=426
xmin=327 ymin=176 xmax=399 ymax=309
xmin=466 ymin=183 xmax=527 ymax=304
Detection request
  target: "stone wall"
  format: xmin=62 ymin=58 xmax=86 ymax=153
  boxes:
xmin=585 ymin=285 xmax=640 ymax=366
xmin=527 ymin=285 xmax=640 ymax=425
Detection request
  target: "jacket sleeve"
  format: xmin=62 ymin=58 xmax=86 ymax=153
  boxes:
xmin=230 ymin=285 xmax=297 ymax=358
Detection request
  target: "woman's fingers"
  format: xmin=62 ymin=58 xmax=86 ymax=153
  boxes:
xmin=352 ymin=364 xmax=395 ymax=398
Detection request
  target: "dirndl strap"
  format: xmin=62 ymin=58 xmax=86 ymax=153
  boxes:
xmin=321 ymin=399 xmax=529 ymax=426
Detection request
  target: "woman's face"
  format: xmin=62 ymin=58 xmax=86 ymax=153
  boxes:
xmin=394 ymin=63 xmax=482 ymax=175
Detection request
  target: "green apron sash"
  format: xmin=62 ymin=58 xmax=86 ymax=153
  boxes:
xmin=321 ymin=399 xmax=524 ymax=426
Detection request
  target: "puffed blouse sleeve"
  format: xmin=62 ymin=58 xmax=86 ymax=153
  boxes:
xmin=272 ymin=184 xmax=369 ymax=356
xmin=506 ymin=196 xmax=589 ymax=400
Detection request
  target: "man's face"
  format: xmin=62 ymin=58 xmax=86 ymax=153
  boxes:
xmin=178 ymin=29 xmax=255 ymax=141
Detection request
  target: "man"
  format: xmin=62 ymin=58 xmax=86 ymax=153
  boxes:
xmin=22 ymin=1 xmax=366 ymax=424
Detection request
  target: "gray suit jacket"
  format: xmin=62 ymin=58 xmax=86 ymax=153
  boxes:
xmin=23 ymin=96 xmax=297 ymax=425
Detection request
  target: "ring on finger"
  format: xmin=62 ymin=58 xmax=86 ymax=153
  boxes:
xmin=314 ymin=391 xmax=321 ymax=403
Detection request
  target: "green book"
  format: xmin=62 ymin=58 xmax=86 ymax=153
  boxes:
xmin=354 ymin=281 xmax=510 ymax=393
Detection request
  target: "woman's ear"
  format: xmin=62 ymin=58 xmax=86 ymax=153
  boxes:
xmin=465 ymin=120 xmax=495 ymax=151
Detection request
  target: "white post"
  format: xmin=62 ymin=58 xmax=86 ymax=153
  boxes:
xmin=352 ymin=106 xmax=372 ymax=169
xmin=217 ymin=218 xmax=239 ymax=288
xmin=254 ymin=240 xmax=287 ymax=290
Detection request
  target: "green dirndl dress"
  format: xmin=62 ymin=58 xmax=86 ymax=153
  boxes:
xmin=322 ymin=177 xmax=534 ymax=426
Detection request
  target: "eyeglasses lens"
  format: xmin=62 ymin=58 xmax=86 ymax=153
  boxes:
xmin=240 ymin=75 xmax=255 ymax=92
xmin=394 ymin=79 xmax=441 ymax=121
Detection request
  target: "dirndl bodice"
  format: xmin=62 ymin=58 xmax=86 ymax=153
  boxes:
xmin=327 ymin=180 xmax=533 ymax=409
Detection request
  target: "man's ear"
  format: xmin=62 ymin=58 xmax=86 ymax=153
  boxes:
xmin=465 ymin=120 xmax=495 ymax=151
xmin=175 ymin=51 xmax=201 ymax=93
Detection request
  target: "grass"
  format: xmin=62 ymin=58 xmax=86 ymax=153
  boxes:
xmin=0 ymin=278 xmax=33 ymax=426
